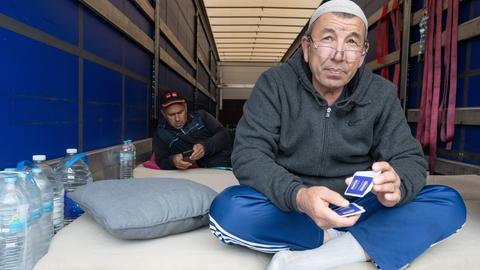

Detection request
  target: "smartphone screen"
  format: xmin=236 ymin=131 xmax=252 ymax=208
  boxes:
xmin=182 ymin=149 xmax=193 ymax=162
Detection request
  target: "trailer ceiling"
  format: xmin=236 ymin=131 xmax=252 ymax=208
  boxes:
xmin=204 ymin=0 xmax=324 ymax=62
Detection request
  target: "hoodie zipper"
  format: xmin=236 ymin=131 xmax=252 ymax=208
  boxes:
xmin=318 ymin=106 xmax=331 ymax=175
xmin=325 ymin=107 xmax=332 ymax=118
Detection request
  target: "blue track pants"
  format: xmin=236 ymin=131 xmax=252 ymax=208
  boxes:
xmin=209 ymin=185 xmax=466 ymax=270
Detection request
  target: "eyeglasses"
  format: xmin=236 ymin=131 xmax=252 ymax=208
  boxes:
xmin=307 ymin=36 xmax=369 ymax=62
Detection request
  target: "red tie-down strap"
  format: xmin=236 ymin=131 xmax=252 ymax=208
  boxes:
xmin=416 ymin=0 xmax=457 ymax=173
xmin=389 ymin=0 xmax=401 ymax=87
xmin=440 ymin=0 xmax=459 ymax=150
xmin=376 ymin=3 xmax=390 ymax=80
xmin=417 ymin=0 xmax=435 ymax=149
xmin=428 ymin=0 xmax=443 ymax=172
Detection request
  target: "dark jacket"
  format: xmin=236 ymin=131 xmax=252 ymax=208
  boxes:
xmin=232 ymin=50 xmax=427 ymax=212
xmin=154 ymin=110 xmax=232 ymax=169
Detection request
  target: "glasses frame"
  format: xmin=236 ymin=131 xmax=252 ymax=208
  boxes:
xmin=307 ymin=35 xmax=369 ymax=62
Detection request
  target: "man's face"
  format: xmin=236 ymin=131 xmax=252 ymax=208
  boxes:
xmin=301 ymin=13 xmax=367 ymax=92
xmin=162 ymin=103 xmax=188 ymax=129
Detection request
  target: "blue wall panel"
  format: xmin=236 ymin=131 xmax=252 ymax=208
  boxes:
xmin=196 ymin=92 xmax=209 ymax=112
xmin=457 ymin=78 xmax=466 ymax=107
xmin=164 ymin=37 xmax=195 ymax=77
xmin=470 ymin=36 xmax=480 ymax=69
xmin=124 ymin=38 xmax=151 ymax=78
xmin=467 ymin=76 xmax=480 ymax=106
xmin=458 ymin=40 xmax=468 ymax=73
xmin=158 ymin=62 xmax=194 ymax=112
xmin=464 ymin=127 xmax=480 ymax=161
xmin=459 ymin=0 xmax=472 ymax=24
xmin=123 ymin=0 xmax=153 ymax=37
xmin=0 ymin=0 xmax=78 ymax=45
xmin=83 ymin=60 xmax=122 ymax=151
xmin=0 ymin=29 xmax=78 ymax=168
xmin=84 ymin=8 xmax=123 ymax=66
xmin=125 ymin=77 xmax=149 ymax=140
xmin=476 ymin=0 xmax=480 ymax=17
xmin=109 ymin=0 xmax=153 ymax=37
xmin=198 ymin=64 xmax=209 ymax=91
xmin=437 ymin=127 xmax=463 ymax=153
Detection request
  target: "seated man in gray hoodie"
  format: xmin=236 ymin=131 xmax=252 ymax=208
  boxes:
xmin=209 ymin=1 xmax=466 ymax=270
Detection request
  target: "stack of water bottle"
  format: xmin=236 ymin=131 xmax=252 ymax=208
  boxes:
xmin=0 ymin=149 xmax=92 ymax=269
xmin=120 ymin=140 xmax=136 ymax=179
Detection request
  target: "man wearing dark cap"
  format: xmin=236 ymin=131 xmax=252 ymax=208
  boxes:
xmin=153 ymin=90 xmax=232 ymax=170
xmin=209 ymin=0 xmax=466 ymax=269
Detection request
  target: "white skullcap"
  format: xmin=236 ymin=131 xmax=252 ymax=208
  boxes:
xmin=307 ymin=0 xmax=368 ymax=36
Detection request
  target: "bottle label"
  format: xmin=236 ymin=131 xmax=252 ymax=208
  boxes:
xmin=31 ymin=208 xmax=42 ymax=221
xmin=8 ymin=205 xmax=28 ymax=233
xmin=43 ymin=201 xmax=53 ymax=214
xmin=64 ymin=191 xmax=84 ymax=219
xmin=120 ymin=152 xmax=133 ymax=161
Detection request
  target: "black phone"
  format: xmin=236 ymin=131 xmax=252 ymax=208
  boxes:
xmin=181 ymin=149 xmax=194 ymax=162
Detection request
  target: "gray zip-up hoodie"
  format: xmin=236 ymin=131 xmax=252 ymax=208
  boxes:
xmin=232 ymin=50 xmax=427 ymax=212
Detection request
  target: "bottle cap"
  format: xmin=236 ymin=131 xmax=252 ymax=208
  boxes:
xmin=66 ymin=148 xmax=78 ymax=154
xmin=32 ymin=155 xmax=47 ymax=161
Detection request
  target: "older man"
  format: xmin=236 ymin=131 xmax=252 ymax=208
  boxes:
xmin=153 ymin=90 xmax=232 ymax=170
xmin=209 ymin=1 xmax=466 ymax=269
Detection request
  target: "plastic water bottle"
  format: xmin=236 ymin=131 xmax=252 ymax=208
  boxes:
xmin=54 ymin=148 xmax=93 ymax=226
xmin=0 ymin=175 xmax=28 ymax=270
xmin=128 ymin=140 xmax=136 ymax=166
xmin=30 ymin=168 xmax=53 ymax=258
xmin=3 ymin=169 xmax=39 ymax=269
xmin=32 ymin=155 xmax=64 ymax=233
xmin=16 ymin=172 xmax=43 ymax=269
xmin=120 ymin=140 xmax=135 ymax=179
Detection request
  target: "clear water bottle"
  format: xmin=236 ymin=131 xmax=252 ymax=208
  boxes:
xmin=32 ymin=155 xmax=64 ymax=233
xmin=30 ymin=168 xmax=53 ymax=258
xmin=120 ymin=140 xmax=135 ymax=179
xmin=0 ymin=175 xmax=28 ymax=270
xmin=17 ymin=172 xmax=43 ymax=269
xmin=54 ymin=149 xmax=92 ymax=226
xmin=128 ymin=140 xmax=136 ymax=165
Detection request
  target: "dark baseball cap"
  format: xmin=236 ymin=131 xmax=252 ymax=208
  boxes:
xmin=160 ymin=90 xmax=186 ymax=108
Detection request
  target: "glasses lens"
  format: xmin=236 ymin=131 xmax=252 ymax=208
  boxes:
xmin=344 ymin=50 xmax=362 ymax=61
xmin=317 ymin=46 xmax=335 ymax=58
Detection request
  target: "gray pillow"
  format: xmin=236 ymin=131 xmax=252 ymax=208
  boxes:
xmin=69 ymin=178 xmax=217 ymax=239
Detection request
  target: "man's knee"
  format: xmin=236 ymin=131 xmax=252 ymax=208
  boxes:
xmin=209 ymin=185 xmax=263 ymax=230
xmin=209 ymin=185 xmax=323 ymax=252
xmin=420 ymin=185 xmax=467 ymax=232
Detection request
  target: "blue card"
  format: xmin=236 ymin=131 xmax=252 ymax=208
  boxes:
xmin=344 ymin=171 xmax=380 ymax=197
xmin=333 ymin=203 xmax=365 ymax=217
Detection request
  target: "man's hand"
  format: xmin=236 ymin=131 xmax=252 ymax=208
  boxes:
xmin=345 ymin=162 xmax=402 ymax=207
xmin=296 ymin=186 xmax=360 ymax=230
xmin=190 ymin=144 xmax=205 ymax=161
xmin=172 ymin=153 xmax=192 ymax=170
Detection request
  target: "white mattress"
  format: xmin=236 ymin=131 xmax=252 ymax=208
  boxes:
xmin=35 ymin=167 xmax=480 ymax=270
